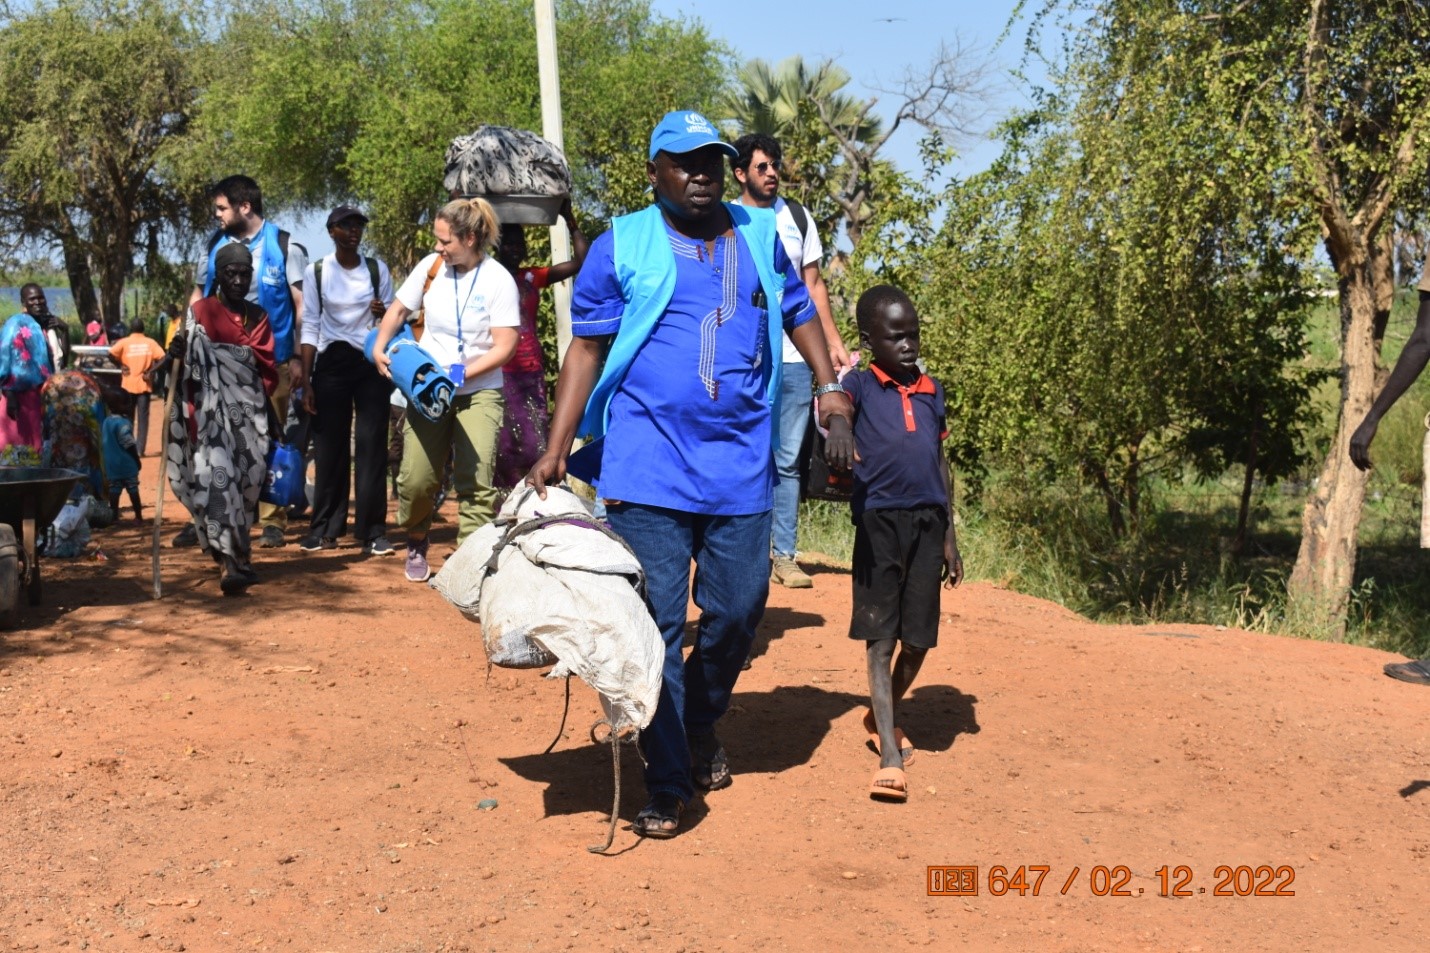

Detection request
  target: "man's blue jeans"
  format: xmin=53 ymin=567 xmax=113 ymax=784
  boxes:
xmin=772 ymin=360 xmax=812 ymax=559
xmin=606 ymin=503 xmax=772 ymax=805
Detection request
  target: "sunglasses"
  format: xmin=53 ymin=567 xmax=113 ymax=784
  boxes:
xmin=752 ymin=159 xmax=782 ymax=174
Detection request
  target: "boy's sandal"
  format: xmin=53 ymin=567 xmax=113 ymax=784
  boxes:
xmin=632 ymin=793 xmax=685 ymax=839
xmin=869 ymin=766 xmax=909 ymax=802
xmin=862 ymin=709 xmax=915 ymax=765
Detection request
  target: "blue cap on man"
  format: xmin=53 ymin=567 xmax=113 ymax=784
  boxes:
xmin=648 ymin=110 xmax=738 ymax=160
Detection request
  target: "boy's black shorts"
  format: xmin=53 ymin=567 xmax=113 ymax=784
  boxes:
xmin=848 ymin=505 xmax=947 ymax=649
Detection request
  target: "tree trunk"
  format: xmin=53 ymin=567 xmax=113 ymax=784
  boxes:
xmin=1287 ymin=232 xmax=1395 ymax=636
xmin=1231 ymin=402 xmax=1261 ymax=560
xmin=59 ymin=226 xmax=100 ymax=326
xmin=1088 ymin=462 xmax=1126 ymax=537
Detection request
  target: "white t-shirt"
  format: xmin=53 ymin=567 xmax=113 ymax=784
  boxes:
xmin=739 ymin=197 xmax=824 ymax=364
xmin=395 ymin=253 xmax=520 ymax=394
xmin=300 ymin=254 xmax=395 ymax=355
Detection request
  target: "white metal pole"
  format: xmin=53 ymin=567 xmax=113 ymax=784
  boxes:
xmin=534 ymin=0 xmax=573 ymax=363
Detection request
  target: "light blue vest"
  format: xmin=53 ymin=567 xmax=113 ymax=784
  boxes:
xmin=204 ymin=221 xmax=296 ymax=362
xmin=576 ymin=203 xmax=789 ymax=447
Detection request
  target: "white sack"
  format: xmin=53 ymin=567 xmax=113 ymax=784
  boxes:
xmin=431 ymin=486 xmax=663 ymax=731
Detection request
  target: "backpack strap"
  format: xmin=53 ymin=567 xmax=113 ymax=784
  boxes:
xmin=409 ymin=256 xmax=444 ymax=339
xmin=313 ymin=258 xmax=324 ymax=317
xmin=785 ymin=198 xmax=809 ymax=243
xmin=421 ymin=256 xmax=442 ymax=295
xmin=366 ymin=256 xmax=381 ymax=300
xmin=278 ymin=229 xmax=307 ymax=320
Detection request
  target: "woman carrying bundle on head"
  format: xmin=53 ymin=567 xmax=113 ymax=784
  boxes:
xmin=370 ymin=197 xmax=520 ymax=583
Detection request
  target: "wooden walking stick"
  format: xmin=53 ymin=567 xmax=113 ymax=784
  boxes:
xmin=151 ymin=325 xmax=184 ymax=600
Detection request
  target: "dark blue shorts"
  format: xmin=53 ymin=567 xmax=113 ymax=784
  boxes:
xmin=849 ymin=505 xmax=946 ymax=649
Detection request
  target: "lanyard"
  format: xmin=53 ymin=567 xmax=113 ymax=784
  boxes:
xmin=452 ymin=262 xmax=478 ymax=358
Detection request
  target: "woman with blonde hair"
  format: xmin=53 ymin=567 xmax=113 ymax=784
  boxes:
xmin=371 ymin=197 xmax=520 ymax=582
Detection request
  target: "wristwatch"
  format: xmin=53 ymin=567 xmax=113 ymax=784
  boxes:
xmin=813 ymin=382 xmax=846 ymax=399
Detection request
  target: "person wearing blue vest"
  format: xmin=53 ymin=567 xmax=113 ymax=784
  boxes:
xmin=183 ymin=174 xmax=308 ymax=550
xmin=525 ymin=111 xmax=856 ymax=840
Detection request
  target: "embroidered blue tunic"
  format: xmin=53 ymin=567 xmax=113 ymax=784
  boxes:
xmin=571 ymin=211 xmax=814 ymax=515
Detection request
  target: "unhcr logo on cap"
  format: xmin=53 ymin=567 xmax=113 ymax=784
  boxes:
xmin=649 ymin=109 xmax=738 ymax=160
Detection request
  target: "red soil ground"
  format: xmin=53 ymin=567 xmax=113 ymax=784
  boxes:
xmin=2 ymin=454 xmax=1428 ymax=952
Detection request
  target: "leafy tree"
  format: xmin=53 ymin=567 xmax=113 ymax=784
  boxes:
xmin=1281 ymin=0 xmax=1430 ymax=631
xmin=901 ymin=4 xmax=1323 ymax=544
xmin=1002 ymin=0 xmax=1430 ymax=634
xmin=0 ymin=0 xmax=212 ymax=325
xmin=204 ymin=0 xmax=727 ymax=269
xmin=717 ymin=44 xmax=996 ymax=257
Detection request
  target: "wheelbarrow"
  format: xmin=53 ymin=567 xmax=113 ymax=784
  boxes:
xmin=0 ymin=467 xmax=86 ymax=628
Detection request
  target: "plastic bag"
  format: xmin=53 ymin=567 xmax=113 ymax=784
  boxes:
xmin=261 ymin=441 xmax=306 ymax=507
xmin=44 ymin=495 xmax=91 ymax=558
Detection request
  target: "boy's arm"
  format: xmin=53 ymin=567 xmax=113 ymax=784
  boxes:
xmin=119 ymin=421 xmax=140 ymax=464
xmin=939 ymin=445 xmax=963 ymax=588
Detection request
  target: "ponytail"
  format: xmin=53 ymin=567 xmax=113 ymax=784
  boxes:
xmin=436 ymin=197 xmax=501 ymax=253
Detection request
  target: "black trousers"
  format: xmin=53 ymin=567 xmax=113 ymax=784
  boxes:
xmin=133 ymin=392 xmax=152 ymax=457
xmin=308 ymin=341 xmax=394 ymax=541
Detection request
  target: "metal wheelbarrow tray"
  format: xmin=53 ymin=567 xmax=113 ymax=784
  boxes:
xmin=0 ymin=466 xmax=86 ymax=627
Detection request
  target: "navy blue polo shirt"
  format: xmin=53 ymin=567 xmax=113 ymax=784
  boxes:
xmin=844 ymin=364 xmax=949 ymax=520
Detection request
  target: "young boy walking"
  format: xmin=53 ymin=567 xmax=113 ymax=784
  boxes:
xmin=101 ymin=389 xmax=144 ymax=523
xmin=843 ymin=285 xmax=963 ymax=802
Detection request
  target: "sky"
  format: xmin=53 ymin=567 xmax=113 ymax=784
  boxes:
xmin=292 ymin=0 xmax=1053 ymax=259
xmin=651 ymin=0 xmax=1048 ymax=178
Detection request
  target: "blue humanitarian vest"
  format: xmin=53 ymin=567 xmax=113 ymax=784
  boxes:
xmin=204 ymin=222 xmax=297 ymax=362
xmin=576 ymin=203 xmax=788 ymax=445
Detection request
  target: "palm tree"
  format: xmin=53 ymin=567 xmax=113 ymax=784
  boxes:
xmin=717 ymin=56 xmax=883 ymax=148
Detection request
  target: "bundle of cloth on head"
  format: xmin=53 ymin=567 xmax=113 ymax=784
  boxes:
xmin=364 ymin=325 xmax=454 ymax=422
xmin=430 ymin=484 xmax=663 ymax=733
xmin=442 ymin=126 xmax=572 ymax=198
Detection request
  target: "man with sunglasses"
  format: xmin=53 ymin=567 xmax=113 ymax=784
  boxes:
xmin=731 ymin=134 xmax=851 ymax=592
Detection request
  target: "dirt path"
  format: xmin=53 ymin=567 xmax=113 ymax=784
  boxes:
xmin=2 ymin=458 xmax=1428 ymax=952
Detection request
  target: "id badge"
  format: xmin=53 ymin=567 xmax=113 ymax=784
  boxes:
xmin=448 ymin=363 xmax=465 ymax=387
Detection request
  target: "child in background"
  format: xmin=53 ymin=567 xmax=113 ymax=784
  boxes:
xmin=842 ymin=285 xmax=963 ymax=802
xmin=100 ymin=388 xmax=144 ymax=523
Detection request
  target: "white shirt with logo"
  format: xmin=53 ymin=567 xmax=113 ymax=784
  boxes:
xmin=395 ymin=253 xmax=520 ymax=394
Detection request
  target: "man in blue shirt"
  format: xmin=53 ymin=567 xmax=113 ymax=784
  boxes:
xmin=526 ymin=111 xmax=855 ymax=839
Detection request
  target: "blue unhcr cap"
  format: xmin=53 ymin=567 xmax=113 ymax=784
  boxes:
xmin=648 ymin=110 xmax=737 ymax=160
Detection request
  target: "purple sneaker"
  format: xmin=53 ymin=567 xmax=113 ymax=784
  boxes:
xmin=405 ymin=539 xmax=430 ymax=583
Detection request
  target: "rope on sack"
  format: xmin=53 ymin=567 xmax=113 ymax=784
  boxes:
xmin=481 ymin=485 xmax=651 ymax=853
xmin=585 ymin=721 xmax=640 ymax=855
xmin=542 ymin=675 xmax=572 ymax=755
